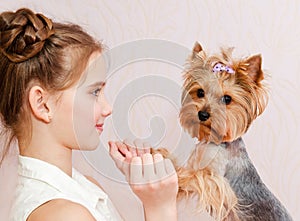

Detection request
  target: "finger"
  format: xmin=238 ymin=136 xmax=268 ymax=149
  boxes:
xmin=115 ymin=141 xmax=133 ymax=163
xmin=142 ymin=153 xmax=155 ymax=182
xmin=114 ymin=142 xmax=132 ymax=176
xmin=164 ymin=158 xmax=176 ymax=175
xmin=123 ymin=138 xmax=137 ymax=157
xmin=133 ymin=139 xmax=146 ymax=156
xmin=130 ymin=156 xmax=143 ymax=184
xmin=109 ymin=141 xmax=124 ymax=160
xmin=153 ymin=153 xmax=166 ymax=178
xmin=122 ymin=158 xmax=130 ymax=181
xmin=108 ymin=141 xmax=125 ymax=172
xmin=109 ymin=141 xmax=130 ymax=177
xmin=142 ymin=141 xmax=151 ymax=154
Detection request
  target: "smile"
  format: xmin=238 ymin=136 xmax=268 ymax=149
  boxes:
xmin=95 ymin=123 xmax=104 ymax=133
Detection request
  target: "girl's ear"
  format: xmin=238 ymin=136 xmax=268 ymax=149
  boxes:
xmin=28 ymin=86 xmax=52 ymax=123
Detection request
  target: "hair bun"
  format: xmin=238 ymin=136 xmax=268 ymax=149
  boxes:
xmin=0 ymin=8 xmax=55 ymax=62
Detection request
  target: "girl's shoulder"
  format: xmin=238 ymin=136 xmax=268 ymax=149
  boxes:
xmin=27 ymin=199 xmax=96 ymax=221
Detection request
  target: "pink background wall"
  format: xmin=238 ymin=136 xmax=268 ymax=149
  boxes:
xmin=1 ymin=1 xmax=299 ymax=220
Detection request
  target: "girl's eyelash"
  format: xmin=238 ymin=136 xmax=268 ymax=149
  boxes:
xmin=92 ymin=88 xmax=101 ymax=96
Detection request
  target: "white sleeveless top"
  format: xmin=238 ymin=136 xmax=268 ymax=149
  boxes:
xmin=9 ymin=155 xmax=123 ymax=221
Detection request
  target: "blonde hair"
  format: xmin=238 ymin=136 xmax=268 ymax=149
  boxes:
xmin=0 ymin=8 xmax=103 ymax=165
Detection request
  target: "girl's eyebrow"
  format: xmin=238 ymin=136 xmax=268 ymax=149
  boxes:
xmin=87 ymin=81 xmax=106 ymax=88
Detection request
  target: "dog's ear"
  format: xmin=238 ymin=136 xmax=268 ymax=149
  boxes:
xmin=193 ymin=41 xmax=203 ymax=53
xmin=191 ymin=41 xmax=203 ymax=59
xmin=245 ymin=54 xmax=264 ymax=84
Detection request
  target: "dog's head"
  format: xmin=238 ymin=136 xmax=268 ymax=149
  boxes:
xmin=180 ymin=42 xmax=268 ymax=144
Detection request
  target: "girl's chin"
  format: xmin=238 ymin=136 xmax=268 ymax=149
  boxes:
xmin=76 ymin=145 xmax=99 ymax=151
xmin=75 ymin=135 xmax=101 ymax=151
xmin=97 ymin=130 xmax=103 ymax=135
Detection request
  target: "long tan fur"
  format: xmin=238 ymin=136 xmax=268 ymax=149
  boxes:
xmin=153 ymin=144 xmax=240 ymax=221
xmin=177 ymin=143 xmax=240 ymax=221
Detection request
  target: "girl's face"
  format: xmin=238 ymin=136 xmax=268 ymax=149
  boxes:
xmin=50 ymin=53 xmax=112 ymax=151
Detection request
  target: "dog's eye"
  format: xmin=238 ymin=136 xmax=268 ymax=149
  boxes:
xmin=197 ymin=89 xmax=205 ymax=98
xmin=221 ymin=95 xmax=232 ymax=105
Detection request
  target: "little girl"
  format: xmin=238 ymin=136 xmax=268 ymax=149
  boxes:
xmin=0 ymin=8 xmax=178 ymax=221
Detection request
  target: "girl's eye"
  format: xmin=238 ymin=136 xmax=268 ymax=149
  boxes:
xmin=92 ymin=88 xmax=101 ymax=97
xmin=221 ymin=95 xmax=232 ymax=105
xmin=197 ymin=89 xmax=205 ymax=98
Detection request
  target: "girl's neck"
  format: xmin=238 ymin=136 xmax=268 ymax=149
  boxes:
xmin=20 ymin=143 xmax=73 ymax=177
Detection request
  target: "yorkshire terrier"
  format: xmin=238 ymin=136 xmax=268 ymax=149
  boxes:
xmin=156 ymin=42 xmax=293 ymax=220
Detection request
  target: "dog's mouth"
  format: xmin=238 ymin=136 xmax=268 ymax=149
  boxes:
xmin=180 ymin=103 xmax=227 ymax=144
xmin=198 ymin=123 xmax=224 ymax=144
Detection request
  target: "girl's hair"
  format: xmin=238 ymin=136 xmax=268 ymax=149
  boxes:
xmin=0 ymin=8 xmax=103 ymax=165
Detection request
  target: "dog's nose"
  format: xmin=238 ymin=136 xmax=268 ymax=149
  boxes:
xmin=198 ymin=111 xmax=210 ymax=121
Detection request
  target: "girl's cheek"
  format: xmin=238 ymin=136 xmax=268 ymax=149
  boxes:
xmin=94 ymin=102 xmax=102 ymax=121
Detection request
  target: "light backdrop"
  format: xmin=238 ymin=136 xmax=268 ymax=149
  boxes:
xmin=0 ymin=1 xmax=299 ymax=220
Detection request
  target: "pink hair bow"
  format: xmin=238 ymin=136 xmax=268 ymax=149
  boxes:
xmin=212 ymin=63 xmax=235 ymax=74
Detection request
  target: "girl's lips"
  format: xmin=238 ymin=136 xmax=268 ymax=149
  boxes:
xmin=95 ymin=123 xmax=104 ymax=133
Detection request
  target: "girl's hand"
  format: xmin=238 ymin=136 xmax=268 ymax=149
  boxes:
xmin=108 ymin=140 xmax=178 ymax=221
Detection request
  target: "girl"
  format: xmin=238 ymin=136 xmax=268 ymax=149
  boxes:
xmin=0 ymin=8 xmax=178 ymax=221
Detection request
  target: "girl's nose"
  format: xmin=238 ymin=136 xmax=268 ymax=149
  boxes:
xmin=101 ymin=95 xmax=112 ymax=117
